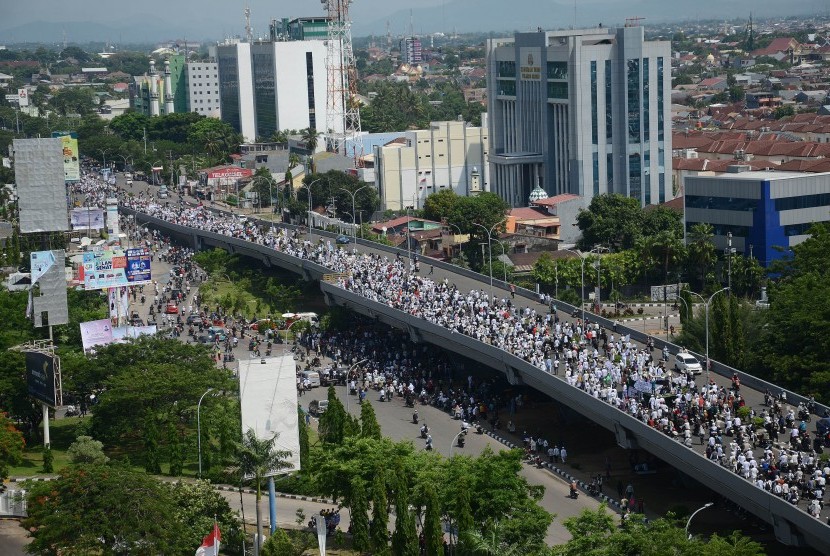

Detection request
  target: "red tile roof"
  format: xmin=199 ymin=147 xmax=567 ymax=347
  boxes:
xmin=530 ymin=193 xmax=580 ymax=207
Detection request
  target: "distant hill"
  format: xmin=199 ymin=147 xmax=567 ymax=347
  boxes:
xmin=356 ymin=0 xmax=817 ymax=37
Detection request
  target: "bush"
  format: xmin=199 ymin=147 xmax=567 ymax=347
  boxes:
xmin=637 ymin=307 xmax=644 ymax=315
xmin=68 ymin=435 xmax=109 ymax=465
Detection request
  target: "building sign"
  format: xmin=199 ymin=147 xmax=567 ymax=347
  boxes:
xmin=25 ymin=351 xmax=57 ymax=407
xmin=81 ymin=247 xmax=152 ymax=290
xmin=207 ymin=167 xmax=253 ymax=180
xmin=52 ymin=132 xmax=80 ymax=182
xmin=17 ymin=88 xmax=29 ymax=106
xmin=520 ymin=48 xmax=541 ymax=81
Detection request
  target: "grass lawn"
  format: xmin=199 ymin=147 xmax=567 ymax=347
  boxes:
xmin=8 ymin=416 xmax=88 ymax=476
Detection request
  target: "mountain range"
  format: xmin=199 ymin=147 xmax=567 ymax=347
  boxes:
xmin=0 ymin=0 xmax=820 ymax=45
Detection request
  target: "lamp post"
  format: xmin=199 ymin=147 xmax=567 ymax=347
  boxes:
xmin=496 ymin=241 xmax=508 ymax=283
xmin=339 ymin=185 xmax=369 ymax=239
xmin=449 ymin=427 xmax=468 ymax=457
xmin=98 ymin=148 xmax=110 ymax=171
xmin=298 ymin=179 xmax=320 ymax=241
xmin=685 ymin=502 xmax=713 ymax=539
xmin=588 ymin=246 xmax=609 ymax=312
xmin=471 ymin=218 xmax=506 ymax=299
xmin=445 ymin=223 xmax=466 ymax=266
xmin=345 ymin=358 xmax=368 ymax=414
xmin=686 ymin=288 xmax=730 ymax=385
xmin=561 ymin=248 xmax=586 ymax=324
xmin=725 ymin=232 xmax=736 ymax=297
xmin=253 ymin=175 xmax=279 ymax=228
xmin=197 ymin=387 xmax=215 ymax=478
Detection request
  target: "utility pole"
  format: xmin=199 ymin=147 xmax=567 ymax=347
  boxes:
xmin=726 ymin=232 xmax=735 ymax=296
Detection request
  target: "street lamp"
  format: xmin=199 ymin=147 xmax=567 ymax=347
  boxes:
xmin=339 ymin=185 xmax=369 ymax=239
xmin=685 ymin=502 xmax=713 ymax=539
xmin=253 ymin=175 xmax=279 ymax=225
xmin=561 ymin=248 xmax=586 ymax=324
xmin=470 ymin=218 xmax=506 ymax=299
xmin=345 ymin=358 xmax=368 ymax=414
xmin=588 ymin=246 xmax=609 ymax=312
xmin=685 ymin=288 xmax=730 ymax=385
xmin=197 ymin=387 xmax=215 ymax=478
xmin=297 ymin=179 xmax=320 ymax=241
xmin=98 ymin=148 xmax=110 ymax=170
xmin=449 ymin=426 xmax=468 ymax=457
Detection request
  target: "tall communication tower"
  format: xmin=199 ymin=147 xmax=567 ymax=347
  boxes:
xmin=323 ymin=0 xmax=361 ymax=156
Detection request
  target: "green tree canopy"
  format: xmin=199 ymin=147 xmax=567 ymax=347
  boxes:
xmin=576 ymin=194 xmax=645 ymax=251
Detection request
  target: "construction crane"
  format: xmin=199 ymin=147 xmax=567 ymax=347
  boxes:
xmin=323 ymin=0 xmax=362 ymax=158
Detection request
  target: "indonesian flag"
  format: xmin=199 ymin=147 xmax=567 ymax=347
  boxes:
xmin=195 ymin=523 xmax=221 ymax=556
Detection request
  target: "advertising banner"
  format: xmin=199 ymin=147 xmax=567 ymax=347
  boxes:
xmin=52 ymin=132 xmax=80 ymax=182
xmin=108 ymin=286 xmax=129 ymax=321
xmin=106 ymin=199 xmax=119 ymax=240
xmin=30 ymin=250 xmax=56 ymax=285
xmin=80 ymin=319 xmax=114 ymax=352
xmin=25 ymin=351 xmax=57 ymax=407
xmin=17 ymin=88 xmax=29 ymax=107
xmin=82 ymin=248 xmax=152 ymax=290
xmin=70 ymin=207 xmax=105 ymax=230
xmin=112 ymin=325 xmax=157 ymax=341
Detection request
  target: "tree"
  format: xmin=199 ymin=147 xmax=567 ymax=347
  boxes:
xmin=298 ymin=406 xmax=310 ymax=468
xmin=576 ymin=194 xmax=644 ymax=251
xmin=422 ymin=487 xmax=443 ymax=556
xmin=24 ymin=464 xmax=185 ymax=554
xmin=318 ymin=386 xmax=348 ymax=445
xmin=350 ymin=476 xmax=371 ymax=552
xmin=462 ymin=519 xmax=532 ymax=556
xmin=0 ymin=412 xmax=24 ymax=482
xmin=67 ymin=435 xmax=109 ymax=465
xmin=370 ymin=470 xmax=390 ymax=553
xmin=391 ymin=466 xmax=419 ymax=556
xmin=109 ymin=111 xmax=151 ymax=142
xmin=686 ymin=223 xmax=717 ymax=291
xmin=237 ymin=428 xmax=293 ymax=552
xmin=359 ymin=401 xmax=382 ymax=439
xmin=422 ymin=189 xmax=509 ymax=240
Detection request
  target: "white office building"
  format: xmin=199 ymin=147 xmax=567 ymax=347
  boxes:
xmin=185 ymin=61 xmax=221 ymax=118
xmin=486 ymin=25 xmax=672 ymax=207
xmin=374 ymin=119 xmax=489 ymax=211
xmin=217 ymin=39 xmax=332 ymax=142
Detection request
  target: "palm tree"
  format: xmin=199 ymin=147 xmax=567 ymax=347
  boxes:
xmin=237 ymin=428 xmax=292 ymax=553
xmin=687 ymin=222 xmax=717 ymax=290
xmin=204 ymin=131 xmax=222 ymax=160
xmin=461 ymin=520 xmax=530 ymax=556
xmin=301 ymin=127 xmax=321 ymax=174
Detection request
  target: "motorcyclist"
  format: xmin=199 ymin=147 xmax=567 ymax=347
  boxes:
xmin=413 ymin=410 xmax=419 ymax=424
xmin=425 ymin=434 xmax=433 ymax=451
xmin=420 ymin=423 xmax=429 ymax=438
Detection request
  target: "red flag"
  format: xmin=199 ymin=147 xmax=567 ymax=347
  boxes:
xmin=195 ymin=523 xmax=221 ymax=556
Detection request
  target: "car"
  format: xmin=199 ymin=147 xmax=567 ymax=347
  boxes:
xmin=674 ymin=351 xmax=703 ymax=375
xmin=309 ymin=399 xmax=329 ymax=416
xmin=336 ymin=235 xmax=351 ymax=245
xmin=126 ymin=179 xmax=133 ymax=185
xmin=208 ymin=326 xmax=227 ymax=341
xmin=186 ymin=314 xmax=203 ymax=325
xmin=124 ymin=173 xmax=133 ymax=180
xmin=165 ymin=303 xmax=179 ymax=314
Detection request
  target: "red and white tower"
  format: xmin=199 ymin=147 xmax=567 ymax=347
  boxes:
xmin=323 ymin=0 xmax=361 ymax=156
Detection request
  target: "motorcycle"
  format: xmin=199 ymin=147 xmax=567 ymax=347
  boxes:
xmin=569 ymin=482 xmax=579 ymax=499
xmin=475 ymin=423 xmax=484 ymax=434
xmin=425 ymin=436 xmax=433 ymax=451
xmin=412 ymin=411 xmax=419 ymax=425
xmin=457 ymin=435 xmax=465 ymax=448
xmin=420 ymin=425 xmax=429 ymax=439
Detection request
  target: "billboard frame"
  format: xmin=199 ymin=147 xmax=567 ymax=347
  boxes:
xmin=19 ymin=340 xmax=62 ymax=408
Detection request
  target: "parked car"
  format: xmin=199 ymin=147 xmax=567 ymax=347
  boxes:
xmin=674 ymin=351 xmax=703 ymax=375
xmin=309 ymin=399 xmax=329 ymax=416
xmin=336 ymin=235 xmax=351 ymax=245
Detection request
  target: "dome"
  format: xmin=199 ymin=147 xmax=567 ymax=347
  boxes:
xmin=528 ymin=185 xmax=548 ymax=203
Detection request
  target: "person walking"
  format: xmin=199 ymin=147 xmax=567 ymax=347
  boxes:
xmin=560 ymin=445 xmax=568 ymax=464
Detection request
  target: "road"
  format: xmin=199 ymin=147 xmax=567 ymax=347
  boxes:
xmin=113 ymin=176 xmax=830 ymax=549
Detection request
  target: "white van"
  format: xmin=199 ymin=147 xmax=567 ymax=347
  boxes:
xmin=674 ymin=352 xmax=703 ymax=375
xmin=295 ymin=312 xmax=319 ymax=326
xmin=299 ymin=370 xmax=320 ymax=388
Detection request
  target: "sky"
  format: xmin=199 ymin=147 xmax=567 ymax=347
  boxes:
xmin=0 ymin=0 xmax=816 ymax=44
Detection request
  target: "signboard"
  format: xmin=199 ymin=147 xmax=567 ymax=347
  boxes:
xmin=519 ymin=48 xmax=542 ymax=81
xmin=207 ymin=167 xmax=253 ymax=180
xmin=106 ymin=199 xmax=119 ymax=239
xmin=81 ymin=248 xmax=152 ymax=290
xmin=80 ymin=319 xmax=114 ymax=352
xmin=70 ymin=207 xmax=105 ymax=230
xmin=5 ymin=94 xmax=19 ymax=102
xmin=17 ymin=88 xmax=29 ymax=107
xmin=238 ymin=356 xmax=301 ymax=475
xmin=30 ymin=250 xmax=56 ymax=285
xmin=52 ymin=132 xmax=80 ymax=182
xmin=112 ymin=325 xmax=157 ymax=341
xmin=13 ymin=138 xmax=69 ymax=234
xmin=25 ymin=351 xmax=58 ymax=407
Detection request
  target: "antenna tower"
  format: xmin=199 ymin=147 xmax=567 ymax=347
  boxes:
xmin=244 ymin=5 xmax=253 ymax=43
xmin=323 ymin=0 xmax=362 ymax=156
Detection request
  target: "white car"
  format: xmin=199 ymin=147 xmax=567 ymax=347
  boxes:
xmin=674 ymin=352 xmax=703 ymax=375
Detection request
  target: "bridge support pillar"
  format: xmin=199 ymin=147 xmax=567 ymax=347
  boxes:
xmin=407 ymin=325 xmax=423 ymax=344
xmin=613 ymin=421 xmax=638 ymax=449
xmin=772 ymin=514 xmax=805 ymax=547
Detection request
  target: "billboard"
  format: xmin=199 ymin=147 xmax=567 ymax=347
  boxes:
xmin=25 ymin=351 xmax=58 ymax=407
xmin=80 ymin=319 xmax=114 ymax=352
xmin=112 ymin=325 xmax=157 ymax=341
xmin=52 ymin=132 xmax=80 ymax=183
xmin=70 ymin=207 xmax=105 ymax=230
xmin=81 ymin=248 xmax=152 ymax=290
xmin=12 ymin=138 xmax=69 ymax=233
xmin=17 ymin=88 xmax=29 ymax=107
xmin=238 ymin=355 xmax=301 ymax=475
xmin=29 ymin=249 xmax=69 ymax=328
xmin=106 ymin=198 xmax=119 ymax=239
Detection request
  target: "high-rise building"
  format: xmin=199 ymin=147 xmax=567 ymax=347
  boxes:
xmin=217 ymin=38 xmax=330 ymax=142
xmin=374 ymin=119 xmax=489 ymax=211
xmin=400 ymin=37 xmax=423 ymax=65
xmin=486 ymin=25 xmax=671 ymax=207
xmin=185 ymin=61 xmax=221 ymax=118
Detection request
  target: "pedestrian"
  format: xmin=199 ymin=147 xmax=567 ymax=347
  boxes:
xmin=510 ymin=283 xmax=516 ymax=299
xmin=429 ymin=265 xmax=434 ymax=275
xmin=559 ymin=446 xmax=567 ymax=464
xmin=553 ymin=445 xmax=560 ymax=463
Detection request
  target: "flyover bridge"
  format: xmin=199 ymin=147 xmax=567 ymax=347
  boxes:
xmin=123 ymin=207 xmax=830 ymax=553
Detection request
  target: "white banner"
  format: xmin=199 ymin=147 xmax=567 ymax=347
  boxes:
xmin=17 ymin=88 xmax=29 ymax=107
xmin=80 ymin=319 xmax=114 ymax=351
xmin=30 ymin=250 xmax=56 ymax=285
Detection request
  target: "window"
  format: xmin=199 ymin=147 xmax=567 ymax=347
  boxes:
xmin=498 ymin=80 xmax=516 ymax=95
xmin=627 ymin=59 xmax=641 ymax=144
xmin=628 ymin=153 xmax=641 ymax=202
xmin=605 ymin=60 xmax=612 ymax=144
xmin=642 ymin=58 xmax=650 ymax=142
xmin=659 ymin=173 xmax=665 ymax=203
xmin=783 ymin=220 xmax=830 ymax=236
xmin=774 ymin=192 xmax=830 ymax=211
xmin=686 ymin=195 xmax=757 ymax=211
xmin=592 ymin=152 xmax=599 ymax=196
xmin=547 ymin=81 xmax=568 ymax=99
xmin=686 ymin=221 xmax=751 ymax=237
xmin=547 ymin=61 xmax=568 ymax=80
xmin=590 ymin=61 xmax=598 ymax=145
xmin=498 ymin=61 xmax=516 ymax=78
xmin=607 ymin=152 xmax=614 ymax=188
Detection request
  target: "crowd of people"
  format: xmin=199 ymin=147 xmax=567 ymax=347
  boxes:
xmin=119 ymin=186 xmax=829 ymax=524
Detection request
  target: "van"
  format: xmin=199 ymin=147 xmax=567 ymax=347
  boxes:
xmin=299 ymin=370 xmax=320 ymax=388
xmin=309 ymin=399 xmax=329 ymax=416
xmin=124 ymin=173 xmax=133 ymax=180
xmin=295 ymin=312 xmax=319 ymax=326
xmin=674 ymin=351 xmax=703 ymax=375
